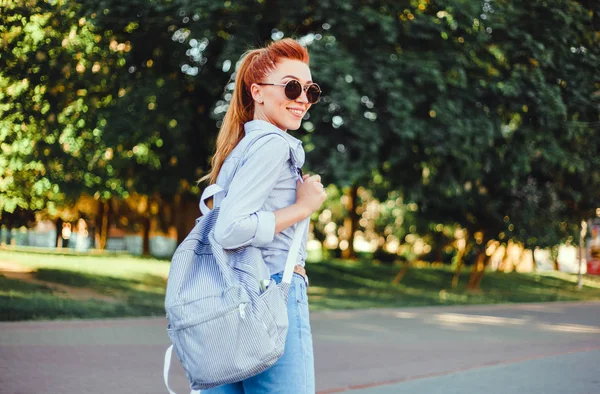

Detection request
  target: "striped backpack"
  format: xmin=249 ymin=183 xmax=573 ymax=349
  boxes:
xmin=163 ymin=131 xmax=308 ymax=393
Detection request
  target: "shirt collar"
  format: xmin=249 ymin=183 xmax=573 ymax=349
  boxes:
xmin=244 ymin=119 xmax=305 ymax=167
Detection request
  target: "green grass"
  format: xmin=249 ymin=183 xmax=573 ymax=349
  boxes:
xmin=1 ymin=250 xmax=600 ymax=321
xmin=305 ymin=259 xmax=600 ymax=310
xmin=0 ymin=275 xmax=162 ymax=321
xmin=0 ymin=248 xmax=170 ymax=278
xmin=0 ymin=249 xmax=169 ymax=321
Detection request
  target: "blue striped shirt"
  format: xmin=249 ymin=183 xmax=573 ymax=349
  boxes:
xmin=213 ymin=119 xmax=308 ymax=275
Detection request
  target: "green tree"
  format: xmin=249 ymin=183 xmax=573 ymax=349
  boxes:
xmin=0 ymin=0 xmax=128 ymax=232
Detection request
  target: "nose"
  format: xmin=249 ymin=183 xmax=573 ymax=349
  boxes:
xmin=295 ymin=87 xmax=310 ymax=105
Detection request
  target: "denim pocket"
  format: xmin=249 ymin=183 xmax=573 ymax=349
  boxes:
xmin=293 ymin=274 xmax=309 ymax=305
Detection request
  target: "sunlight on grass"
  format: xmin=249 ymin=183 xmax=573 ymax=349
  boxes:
xmin=0 ymin=250 xmax=170 ymax=280
xmin=535 ymin=271 xmax=600 ymax=289
xmin=1 ymin=250 xmax=600 ymax=321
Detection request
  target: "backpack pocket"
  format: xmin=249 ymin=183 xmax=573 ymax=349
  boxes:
xmin=167 ymin=291 xmax=283 ymax=390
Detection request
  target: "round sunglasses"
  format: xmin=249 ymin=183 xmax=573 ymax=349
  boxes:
xmin=257 ymin=79 xmax=321 ymax=104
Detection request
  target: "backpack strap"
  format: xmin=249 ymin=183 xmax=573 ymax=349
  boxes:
xmin=163 ymin=344 xmax=199 ymax=394
xmin=281 ymin=140 xmax=309 ymax=285
xmin=199 ymin=184 xmax=224 ymax=215
xmin=205 ymin=131 xmax=295 ymax=212
xmin=198 ymin=132 xmax=279 ymax=216
xmin=282 ymin=217 xmax=309 ymax=284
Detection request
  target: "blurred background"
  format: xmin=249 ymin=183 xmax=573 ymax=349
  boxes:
xmin=1 ymin=0 xmax=600 ymax=321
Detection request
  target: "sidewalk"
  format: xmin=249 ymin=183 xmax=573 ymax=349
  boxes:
xmin=1 ymin=301 xmax=600 ymax=394
xmin=344 ymin=350 xmax=600 ymax=394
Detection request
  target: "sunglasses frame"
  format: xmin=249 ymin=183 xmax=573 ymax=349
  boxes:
xmin=257 ymin=79 xmax=321 ymax=104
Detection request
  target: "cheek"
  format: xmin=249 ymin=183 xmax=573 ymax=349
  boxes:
xmin=265 ymin=94 xmax=287 ymax=111
xmin=273 ymin=100 xmax=291 ymax=115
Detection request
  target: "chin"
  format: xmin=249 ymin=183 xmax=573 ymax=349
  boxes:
xmin=283 ymin=118 xmax=303 ymax=131
xmin=271 ymin=113 xmax=303 ymax=131
xmin=286 ymin=123 xmax=302 ymax=131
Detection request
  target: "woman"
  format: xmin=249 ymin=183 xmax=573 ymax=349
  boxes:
xmin=201 ymin=38 xmax=326 ymax=393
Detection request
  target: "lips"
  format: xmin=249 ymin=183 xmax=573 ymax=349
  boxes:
xmin=287 ymin=107 xmax=304 ymax=117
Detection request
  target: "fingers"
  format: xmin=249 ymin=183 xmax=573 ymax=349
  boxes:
xmin=307 ymin=174 xmax=324 ymax=190
xmin=301 ymin=173 xmax=322 ymax=184
xmin=299 ymin=173 xmax=325 ymax=193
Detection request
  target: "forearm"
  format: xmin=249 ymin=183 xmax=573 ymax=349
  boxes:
xmin=274 ymin=203 xmax=311 ymax=234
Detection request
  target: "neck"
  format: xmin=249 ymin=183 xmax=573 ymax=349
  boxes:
xmin=253 ymin=111 xmax=287 ymax=132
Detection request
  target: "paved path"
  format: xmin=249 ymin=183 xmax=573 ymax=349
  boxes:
xmin=1 ymin=301 xmax=599 ymax=394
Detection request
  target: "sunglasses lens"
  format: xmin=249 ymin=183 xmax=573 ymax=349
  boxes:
xmin=284 ymin=80 xmax=302 ymax=100
xmin=307 ymin=84 xmax=321 ymax=104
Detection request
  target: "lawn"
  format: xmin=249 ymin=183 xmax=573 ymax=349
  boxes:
xmin=1 ymin=249 xmax=600 ymax=321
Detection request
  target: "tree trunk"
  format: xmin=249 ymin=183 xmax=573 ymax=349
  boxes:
xmin=476 ymin=254 xmax=492 ymax=288
xmin=98 ymin=199 xmax=111 ymax=250
xmin=432 ymin=232 xmax=445 ymax=263
xmin=341 ymin=184 xmax=359 ymax=260
xmin=452 ymin=255 xmax=464 ymax=288
xmin=553 ymin=247 xmax=560 ymax=270
xmin=88 ymin=220 xmax=96 ymax=249
xmin=392 ymin=260 xmax=411 ymax=285
xmin=467 ymin=250 xmax=488 ymax=290
xmin=6 ymin=226 xmax=13 ymax=246
xmin=142 ymin=215 xmax=151 ymax=257
xmin=55 ymin=217 xmax=63 ymax=248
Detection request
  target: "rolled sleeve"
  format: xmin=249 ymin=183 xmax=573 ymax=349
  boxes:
xmin=213 ymin=134 xmax=289 ymax=250
xmin=253 ymin=211 xmax=276 ymax=247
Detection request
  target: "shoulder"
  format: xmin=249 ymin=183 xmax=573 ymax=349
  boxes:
xmin=245 ymin=132 xmax=290 ymax=159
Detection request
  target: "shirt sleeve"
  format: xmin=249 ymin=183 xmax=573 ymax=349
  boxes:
xmin=213 ymin=134 xmax=290 ymax=249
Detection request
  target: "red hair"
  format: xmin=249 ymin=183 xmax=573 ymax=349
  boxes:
xmin=200 ymin=38 xmax=310 ymax=184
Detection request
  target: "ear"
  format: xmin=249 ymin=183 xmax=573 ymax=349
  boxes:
xmin=250 ymin=83 xmax=263 ymax=104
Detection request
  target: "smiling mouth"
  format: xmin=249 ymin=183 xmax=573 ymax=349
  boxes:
xmin=287 ymin=108 xmax=303 ymax=116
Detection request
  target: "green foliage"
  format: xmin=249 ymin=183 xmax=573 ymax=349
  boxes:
xmin=0 ymin=0 xmax=127 ymax=213
xmin=303 ymin=0 xmax=600 ymax=251
xmin=1 ymin=0 xmax=598 ymax=254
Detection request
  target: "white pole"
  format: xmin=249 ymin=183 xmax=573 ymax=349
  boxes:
xmin=578 ymin=220 xmax=587 ymax=290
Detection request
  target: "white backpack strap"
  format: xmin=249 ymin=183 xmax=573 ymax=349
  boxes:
xmin=282 ymin=217 xmax=309 ymax=285
xmin=164 ymin=345 xmax=200 ymax=394
xmin=199 ymin=184 xmax=224 ymax=215
xmin=282 ymin=151 xmax=309 ymax=285
xmin=163 ymin=345 xmax=178 ymax=394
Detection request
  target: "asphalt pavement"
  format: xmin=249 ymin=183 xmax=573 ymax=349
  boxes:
xmin=1 ymin=301 xmax=599 ymax=394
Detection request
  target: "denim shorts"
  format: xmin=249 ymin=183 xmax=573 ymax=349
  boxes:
xmin=203 ymin=272 xmax=315 ymax=394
